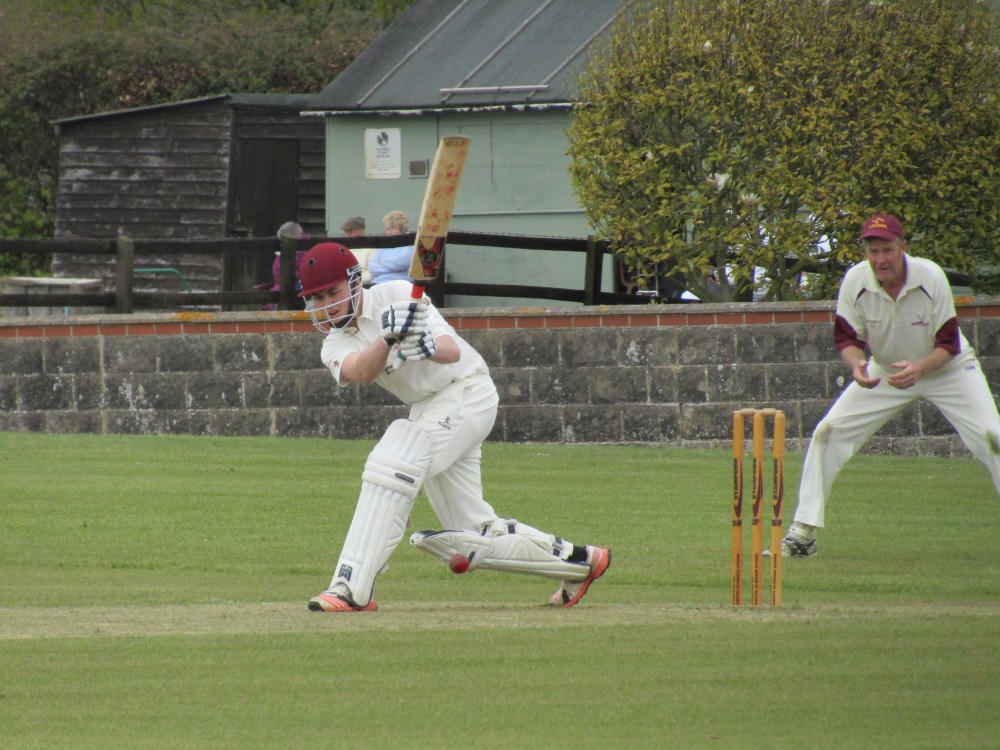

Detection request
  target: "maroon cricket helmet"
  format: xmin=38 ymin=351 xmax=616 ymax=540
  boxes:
xmin=297 ymin=242 xmax=361 ymax=297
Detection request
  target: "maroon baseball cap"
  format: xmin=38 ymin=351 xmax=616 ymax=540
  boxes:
xmin=859 ymin=214 xmax=905 ymax=241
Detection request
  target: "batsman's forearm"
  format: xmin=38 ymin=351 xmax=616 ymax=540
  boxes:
xmin=341 ymin=340 xmax=395 ymax=382
xmin=428 ymin=334 xmax=460 ymax=364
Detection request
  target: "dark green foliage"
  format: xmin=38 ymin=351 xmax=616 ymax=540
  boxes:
xmin=0 ymin=0 xmax=411 ymax=275
xmin=570 ymin=0 xmax=1000 ymax=300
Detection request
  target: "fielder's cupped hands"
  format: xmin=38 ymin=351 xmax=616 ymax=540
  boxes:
xmin=887 ymin=360 xmax=919 ymax=390
xmin=853 ymin=360 xmax=881 ymax=389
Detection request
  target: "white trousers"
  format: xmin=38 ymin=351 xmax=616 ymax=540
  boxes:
xmin=408 ymin=374 xmax=500 ymax=531
xmin=794 ymin=357 xmax=1000 ymax=528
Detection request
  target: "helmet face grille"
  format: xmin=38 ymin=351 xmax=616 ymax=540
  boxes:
xmin=304 ymin=274 xmax=362 ymax=333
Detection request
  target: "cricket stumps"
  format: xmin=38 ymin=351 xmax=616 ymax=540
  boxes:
xmin=731 ymin=408 xmax=785 ymax=607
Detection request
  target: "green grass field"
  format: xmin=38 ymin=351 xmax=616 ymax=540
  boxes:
xmin=2 ymin=431 xmax=998 ymax=749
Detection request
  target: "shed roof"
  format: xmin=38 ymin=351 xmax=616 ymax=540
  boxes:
xmin=308 ymin=0 xmax=631 ymax=113
xmin=51 ymin=94 xmax=317 ymax=130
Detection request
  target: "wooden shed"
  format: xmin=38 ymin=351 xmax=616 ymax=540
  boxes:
xmin=51 ymin=94 xmax=324 ymax=293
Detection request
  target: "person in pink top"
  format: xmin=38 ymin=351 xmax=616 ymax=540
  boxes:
xmin=269 ymin=221 xmax=309 ymax=301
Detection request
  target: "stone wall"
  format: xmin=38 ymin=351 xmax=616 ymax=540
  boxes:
xmin=2 ymin=301 xmax=999 ymax=455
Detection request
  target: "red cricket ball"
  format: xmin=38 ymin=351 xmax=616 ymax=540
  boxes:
xmin=449 ymin=554 xmax=470 ymax=574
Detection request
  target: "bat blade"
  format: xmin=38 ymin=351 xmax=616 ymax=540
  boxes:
xmin=387 ymin=135 xmax=471 ymax=371
xmin=407 ymin=134 xmax=471 ymax=285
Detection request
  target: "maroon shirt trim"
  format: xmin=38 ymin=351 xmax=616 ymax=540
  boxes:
xmin=935 ymin=317 xmax=961 ymax=355
xmin=833 ymin=314 xmax=865 ymax=351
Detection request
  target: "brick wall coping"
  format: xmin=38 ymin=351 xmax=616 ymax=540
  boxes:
xmin=2 ymin=298 xmax=999 ymax=339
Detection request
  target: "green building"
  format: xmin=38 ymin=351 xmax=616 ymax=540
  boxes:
xmin=305 ymin=0 xmax=631 ymax=306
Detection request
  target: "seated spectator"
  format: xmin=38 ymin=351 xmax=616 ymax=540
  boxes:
xmin=351 ymin=248 xmax=377 ymax=286
xmin=340 ymin=215 xmax=365 ymax=237
xmin=368 ymin=210 xmax=413 ymax=285
xmin=269 ymin=222 xmax=309 ymax=307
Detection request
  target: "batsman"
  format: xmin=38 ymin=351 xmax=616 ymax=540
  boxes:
xmin=297 ymin=242 xmax=611 ymax=612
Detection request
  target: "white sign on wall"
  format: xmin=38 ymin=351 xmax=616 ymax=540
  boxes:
xmin=364 ymin=128 xmax=401 ymax=179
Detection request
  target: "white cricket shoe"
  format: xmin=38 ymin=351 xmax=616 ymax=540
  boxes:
xmin=781 ymin=534 xmax=817 ymax=557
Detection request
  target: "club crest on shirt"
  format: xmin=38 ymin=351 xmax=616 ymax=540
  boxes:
xmin=911 ymin=314 xmax=929 ymax=327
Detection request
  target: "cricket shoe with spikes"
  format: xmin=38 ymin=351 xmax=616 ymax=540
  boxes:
xmin=548 ymin=546 xmax=612 ymax=607
xmin=308 ymin=590 xmax=378 ymax=613
xmin=781 ymin=534 xmax=817 ymax=558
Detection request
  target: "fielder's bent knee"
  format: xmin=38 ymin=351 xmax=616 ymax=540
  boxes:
xmin=986 ymin=430 xmax=1000 ymax=456
xmin=811 ymin=420 xmax=832 ymax=446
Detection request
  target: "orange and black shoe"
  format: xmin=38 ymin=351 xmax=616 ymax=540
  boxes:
xmin=548 ymin=546 xmax=612 ymax=607
xmin=308 ymin=591 xmax=378 ymax=613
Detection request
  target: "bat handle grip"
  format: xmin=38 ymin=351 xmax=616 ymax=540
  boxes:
xmin=387 ymin=283 xmax=428 ymax=373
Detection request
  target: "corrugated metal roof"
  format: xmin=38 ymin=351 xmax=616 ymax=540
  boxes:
xmin=308 ymin=0 xmax=632 ymax=112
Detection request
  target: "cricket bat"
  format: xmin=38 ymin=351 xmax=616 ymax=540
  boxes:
xmin=407 ymin=134 xmax=471 ymax=299
xmin=388 ymin=134 xmax=470 ymax=369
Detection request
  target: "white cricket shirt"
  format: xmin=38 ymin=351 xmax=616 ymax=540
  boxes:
xmin=319 ymin=280 xmax=490 ymax=405
xmin=834 ymin=255 xmax=974 ymax=373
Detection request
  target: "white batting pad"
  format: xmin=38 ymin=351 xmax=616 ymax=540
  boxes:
xmin=409 ymin=529 xmax=494 ymax=567
xmin=331 ymin=419 xmax=431 ymax=606
xmin=410 ymin=521 xmax=589 ymax=582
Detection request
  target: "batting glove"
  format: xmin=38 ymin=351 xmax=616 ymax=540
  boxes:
xmin=398 ymin=330 xmax=437 ymax=361
xmin=380 ymin=301 xmax=429 ymax=344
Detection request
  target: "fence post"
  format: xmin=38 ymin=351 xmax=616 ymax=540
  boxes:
xmin=583 ymin=235 xmax=603 ymax=306
xmin=278 ymin=236 xmax=297 ymax=310
xmin=115 ymin=233 xmax=134 ymax=314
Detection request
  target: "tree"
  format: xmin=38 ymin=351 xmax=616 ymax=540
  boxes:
xmin=568 ymin=0 xmax=1000 ymax=301
xmin=0 ymin=0 xmax=411 ymax=274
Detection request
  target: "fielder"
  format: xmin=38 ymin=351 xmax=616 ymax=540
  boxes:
xmin=298 ymin=242 xmax=611 ymax=612
xmin=783 ymin=214 xmax=1000 ymax=556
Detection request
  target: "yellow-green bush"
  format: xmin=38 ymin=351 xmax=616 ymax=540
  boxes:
xmin=570 ymin=0 xmax=1000 ymax=300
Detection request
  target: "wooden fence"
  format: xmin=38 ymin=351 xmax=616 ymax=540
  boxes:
xmin=0 ymin=231 xmax=649 ymax=314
